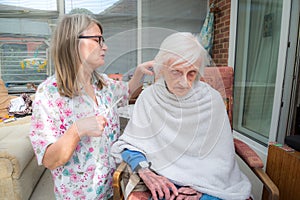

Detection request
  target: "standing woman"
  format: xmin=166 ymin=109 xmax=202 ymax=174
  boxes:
xmin=29 ymin=14 xmax=152 ymax=200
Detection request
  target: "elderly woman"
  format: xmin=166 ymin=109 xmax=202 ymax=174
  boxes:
xmin=111 ymin=32 xmax=251 ymax=200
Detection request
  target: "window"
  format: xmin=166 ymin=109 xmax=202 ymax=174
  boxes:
xmin=0 ymin=0 xmax=208 ymax=93
xmin=233 ymin=0 xmax=284 ymax=145
xmin=0 ymin=38 xmax=49 ymax=83
xmin=141 ymin=0 xmax=207 ymax=66
xmin=0 ymin=0 xmax=57 ymax=93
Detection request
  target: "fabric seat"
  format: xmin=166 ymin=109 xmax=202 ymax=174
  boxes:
xmin=113 ymin=67 xmax=279 ymax=200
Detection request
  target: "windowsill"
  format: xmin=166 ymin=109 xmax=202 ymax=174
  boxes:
xmin=8 ymin=87 xmax=36 ymax=95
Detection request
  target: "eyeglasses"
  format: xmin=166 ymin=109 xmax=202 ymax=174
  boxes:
xmin=78 ymin=35 xmax=105 ymax=48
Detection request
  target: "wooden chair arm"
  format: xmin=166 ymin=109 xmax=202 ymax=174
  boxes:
xmin=252 ymin=168 xmax=279 ymax=200
xmin=234 ymin=139 xmax=279 ymax=200
xmin=113 ymin=161 xmax=127 ymax=200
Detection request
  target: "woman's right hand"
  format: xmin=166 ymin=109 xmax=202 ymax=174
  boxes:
xmin=74 ymin=115 xmax=107 ymax=138
xmin=170 ymin=186 xmax=202 ymax=200
xmin=138 ymin=168 xmax=178 ymax=200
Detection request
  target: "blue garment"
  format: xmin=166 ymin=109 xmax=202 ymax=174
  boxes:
xmin=122 ymin=149 xmax=222 ymax=200
xmin=121 ymin=149 xmax=147 ymax=171
xmin=201 ymin=194 xmax=222 ymax=200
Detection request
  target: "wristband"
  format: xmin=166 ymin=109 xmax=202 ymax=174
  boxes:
xmin=133 ymin=161 xmax=151 ymax=172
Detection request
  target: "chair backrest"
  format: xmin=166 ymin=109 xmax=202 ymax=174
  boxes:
xmin=201 ymin=66 xmax=234 ymax=126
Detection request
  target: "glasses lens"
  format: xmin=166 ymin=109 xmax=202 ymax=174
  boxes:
xmin=99 ymin=36 xmax=104 ymax=47
xmin=78 ymin=36 xmax=104 ymax=47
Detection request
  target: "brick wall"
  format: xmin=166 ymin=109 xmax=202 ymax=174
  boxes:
xmin=209 ymin=0 xmax=231 ymax=66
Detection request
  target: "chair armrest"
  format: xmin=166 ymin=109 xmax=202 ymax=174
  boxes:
xmin=234 ymin=139 xmax=279 ymax=200
xmin=253 ymin=168 xmax=279 ymax=200
xmin=234 ymin=138 xmax=264 ymax=168
xmin=113 ymin=161 xmax=127 ymax=200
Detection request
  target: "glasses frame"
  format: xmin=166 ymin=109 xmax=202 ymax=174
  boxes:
xmin=78 ymin=35 xmax=105 ymax=48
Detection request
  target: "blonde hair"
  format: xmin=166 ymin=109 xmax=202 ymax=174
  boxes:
xmin=51 ymin=14 xmax=105 ymax=98
xmin=153 ymin=32 xmax=210 ymax=80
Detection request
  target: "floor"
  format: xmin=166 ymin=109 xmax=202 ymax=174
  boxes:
xmin=29 ymin=170 xmax=55 ymax=200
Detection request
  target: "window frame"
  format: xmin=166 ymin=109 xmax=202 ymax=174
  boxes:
xmin=229 ymin=0 xmax=292 ymax=153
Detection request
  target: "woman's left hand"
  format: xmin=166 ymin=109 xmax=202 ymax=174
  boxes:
xmin=136 ymin=60 xmax=155 ymax=77
xmin=129 ymin=60 xmax=155 ymax=97
xmin=170 ymin=186 xmax=202 ymax=200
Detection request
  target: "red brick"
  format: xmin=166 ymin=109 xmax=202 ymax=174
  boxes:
xmin=216 ymin=33 xmax=224 ymax=39
xmin=224 ymin=43 xmax=229 ymax=49
xmin=220 ymin=49 xmax=228 ymax=53
xmin=221 ymin=27 xmax=230 ymax=32
xmin=213 ymin=49 xmax=220 ymax=54
xmin=216 ymin=44 xmax=223 ymax=49
xmin=211 ymin=0 xmax=230 ymax=63
xmin=221 ymin=38 xmax=229 ymax=43
xmin=225 ymin=20 xmax=230 ymax=26
xmin=219 ymin=1 xmax=225 ymax=7
xmin=216 ymin=22 xmax=225 ymax=29
xmin=223 ymin=4 xmax=231 ymax=10
xmin=222 ymin=15 xmax=231 ymax=21
xmin=216 ymin=54 xmax=223 ymax=58
xmin=224 ymin=31 xmax=230 ymax=37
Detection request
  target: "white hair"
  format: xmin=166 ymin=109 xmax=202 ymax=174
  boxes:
xmin=153 ymin=32 xmax=210 ymax=80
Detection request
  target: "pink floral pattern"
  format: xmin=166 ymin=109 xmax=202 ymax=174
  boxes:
xmin=29 ymin=74 xmax=129 ymax=199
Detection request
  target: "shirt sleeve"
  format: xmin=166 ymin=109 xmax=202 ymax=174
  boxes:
xmin=29 ymin=83 xmax=60 ymax=165
xmin=121 ymin=149 xmax=147 ymax=171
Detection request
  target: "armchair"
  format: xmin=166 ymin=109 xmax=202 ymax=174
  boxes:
xmin=113 ymin=67 xmax=279 ymax=200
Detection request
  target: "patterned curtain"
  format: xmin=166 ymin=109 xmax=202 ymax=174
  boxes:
xmin=198 ymin=5 xmax=215 ymax=56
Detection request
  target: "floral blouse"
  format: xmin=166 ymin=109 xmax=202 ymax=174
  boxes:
xmin=29 ymin=74 xmax=129 ymax=200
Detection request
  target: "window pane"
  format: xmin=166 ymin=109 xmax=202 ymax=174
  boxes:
xmin=141 ymin=0 xmax=208 ymax=83
xmin=94 ymin=0 xmax=137 ymax=75
xmin=142 ymin=0 xmax=207 ymax=32
xmin=65 ymin=0 xmax=119 ymax=15
xmin=0 ymin=17 xmax=53 ymax=93
xmin=0 ymin=0 xmax=57 ymax=11
xmin=233 ymin=0 xmax=283 ymax=144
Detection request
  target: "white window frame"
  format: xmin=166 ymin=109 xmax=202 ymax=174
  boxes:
xmin=229 ymin=0 xmax=292 ymax=156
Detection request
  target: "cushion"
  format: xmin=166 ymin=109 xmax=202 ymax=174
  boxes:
xmin=234 ymin=138 xmax=264 ymax=168
xmin=0 ymin=79 xmax=16 ymax=118
xmin=128 ymin=191 xmax=151 ymax=200
xmin=0 ymin=122 xmax=33 ymax=179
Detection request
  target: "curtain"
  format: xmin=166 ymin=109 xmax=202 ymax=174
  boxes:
xmin=198 ymin=5 xmax=214 ymax=56
xmin=242 ymin=0 xmax=282 ymax=137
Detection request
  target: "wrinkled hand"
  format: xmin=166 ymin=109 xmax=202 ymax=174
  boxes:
xmin=74 ymin=115 xmax=107 ymax=138
xmin=136 ymin=60 xmax=155 ymax=77
xmin=170 ymin=186 xmax=202 ymax=200
xmin=138 ymin=168 xmax=178 ymax=200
